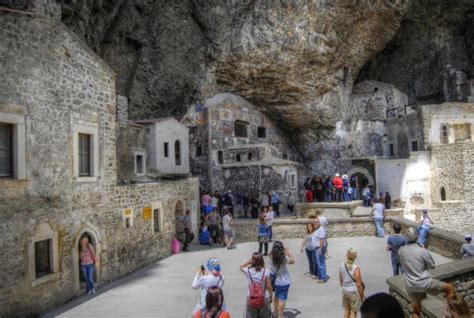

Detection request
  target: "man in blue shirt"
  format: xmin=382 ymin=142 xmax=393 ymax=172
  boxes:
xmin=386 ymin=223 xmax=407 ymax=275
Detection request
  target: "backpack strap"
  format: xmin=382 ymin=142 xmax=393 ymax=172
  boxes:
xmin=248 ymin=268 xmax=253 ymax=284
xmin=344 ymin=263 xmax=356 ymax=283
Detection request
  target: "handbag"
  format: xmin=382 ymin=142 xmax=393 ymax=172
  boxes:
xmin=259 ymin=236 xmax=269 ymax=244
xmin=344 ymin=263 xmax=365 ymax=291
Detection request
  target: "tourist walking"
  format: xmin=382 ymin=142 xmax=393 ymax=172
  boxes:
xmin=271 ymin=192 xmax=281 ymax=217
xmin=260 ymin=191 xmax=270 ymax=210
xmin=183 ymin=209 xmax=194 ymax=252
xmin=398 ymin=227 xmax=457 ymax=318
xmin=240 ymin=253 xmax=273 ymax=318
xmin=384 ymin=192 xmax=391 ymax=209
xmin=370 ymin=198 xmax=385 ymax=238
xmin=222 ymin=189 xmax=235 ymax=217
xmin=265 ymin=206 xmax=274 ymax=241
xmin=79 ymin=235 xmax=99 ymax=296
xmin=192 ymin=258 xmax=225 ymax=316
xmin=268 ymin=241 xmax=295 ymax=318
xmin=361 ymin=186 xmax=371 ymax=207
xmin=339 ymin=248 xmax=365 ymax=318
xmin=350 ymin=175 xmax=358 ymax=201
xmin=313 ymin=176 xmax=324 ymax=202
xmin=250 ymin=193 xmax=260 ymax=219
xmin=418 ymin=209 xmax=433 ymax=248
xmin=206 ymin=209 xmax=221 ymax=245
xmin=287 ymin=193 xmax=296 ymax=215
xmin=304 ymin=178 xmax=313 ymax=202
xmin=333 ymin=173 xmax=344 ymax=202
xmin=342 ymin=175 xmax=351 ymax=202
xmin=319 ymin=215 xmax=330 ymax=259
xmin=386 ymin=223 xmax=407 ymax=276
xmin=323 ymin=176 xmax=333 ymax=202
xmin=222 ymin=209 xmax=236 ymax=249
xmin=461 ymin=234 xmax=474 ymax=258
xmin=194 ymin=286 xmax=231 ymax=318
xmin=257 ymin=218 xmax=269 ymax=256
xmin=300 ymin=223 xmax=318 ymax=279
xmin=313 ymin=218 xmax=329 ymax=283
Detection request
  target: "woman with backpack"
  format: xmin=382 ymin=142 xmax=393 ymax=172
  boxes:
xmin=240 ymin=252 xmax=273 ymax=318
xmin=339 ymin=248 xmax=365 ymax=318
xmin=194 ymin=286 xmax=231 ymax=318
xmin=192 ymin=258 xmax=225 ymax=316
xmin=268 ymin=241 xmax=295 ymax=318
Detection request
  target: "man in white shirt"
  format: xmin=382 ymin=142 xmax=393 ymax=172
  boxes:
xmin=370 ymin=198 xmax=385 ymax=237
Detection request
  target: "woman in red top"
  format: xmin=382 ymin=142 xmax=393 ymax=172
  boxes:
xmin=80 ymin=235 xmax=99 ymax=295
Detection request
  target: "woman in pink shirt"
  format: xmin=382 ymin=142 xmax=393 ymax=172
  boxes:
xmin=80 ymin=235 xmax=99 ymax=295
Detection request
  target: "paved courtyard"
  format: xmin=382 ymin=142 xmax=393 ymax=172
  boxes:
xmin=44 ymin=237 xmax=451 ymax=318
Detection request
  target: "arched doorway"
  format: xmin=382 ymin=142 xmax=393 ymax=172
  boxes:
xmin=72 ymin=223 xmax=101 ymax=295
xmin=174 ymin=201 xmax=185 ymax=242
xmin=346 ymin=167 xmax=375 ymax=200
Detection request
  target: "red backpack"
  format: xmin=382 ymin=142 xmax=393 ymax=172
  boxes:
xmin=248 ymin=268 xmax=266 ymax=309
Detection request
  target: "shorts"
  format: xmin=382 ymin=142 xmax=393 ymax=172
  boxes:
xmin=224 ymin=229 xmax=235 ymax=238
xmin=274 ymin=284 xmax=290 ymax=301
xmin=342 ymin=291 xmax=362 ymax=312
xmin=407 ymin=279 xmax=446 ymax=305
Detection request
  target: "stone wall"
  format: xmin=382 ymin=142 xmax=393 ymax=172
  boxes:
xmin=388 ymin=259 xmax=474 ymax=318
xmin=116 ymin=122 xmax=148 ymax=183
xmin=0 ymin=10 xmax=200 ymax=317
xmin=385 ymin=113 xmax=424 ymax=159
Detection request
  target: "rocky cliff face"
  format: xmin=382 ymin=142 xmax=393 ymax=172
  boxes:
xmin=56 ymin=0 xmax=473 ymax=174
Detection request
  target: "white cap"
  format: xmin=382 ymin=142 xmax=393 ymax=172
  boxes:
xmin=335 ymin=173 xmax=340 ymax=177
xmin=465 ymin=234 xmax=472 ymax=240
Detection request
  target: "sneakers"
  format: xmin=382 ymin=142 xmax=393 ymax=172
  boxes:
xmin=304 ymin=272 xmax=312 ymax=277
xmin=91 ymin=288 xmax=96 ymax=295
xmin=86 ymin=290 xmax=93 ymax=296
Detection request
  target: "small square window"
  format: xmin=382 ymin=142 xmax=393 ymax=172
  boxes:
xmin=441 ymin=124 xmax=449 ymax=144
xmin=411 ymin=141 xmax=418 ymax=152
xmin=234 ymin=121 xmax=248 ymax=138
xmin=35 ymin=239 xmax=51 ymax=278
xmin=389 ymin=144 xmax=394 ymax=156
xmin=196 ymin=145 xmax=203 ymax=157
xmin=257 ymin=127 xmax=266 ymax=138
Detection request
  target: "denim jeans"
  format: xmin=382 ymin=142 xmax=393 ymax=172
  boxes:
xmin=305 ymin=248 xmax=316 ymax=276
xmin=374 ymin=218 xmax=385 ymax=237
xmin=391 ymin=259 xmax=404 ymax=276
xmin=418 ymin=226 xmax=430 ymax=246
xmin=81 ymin=263 xmax=96 ymax=292
xmin=267 ymin=225 xmax=273 ymax=241
xmin=352 ymin=188 xmax=358 ymax=200
xmin=343 ymin=191 xmax=351 ymax=202
xmin=316 ymin=246 xmax=328 ymax=281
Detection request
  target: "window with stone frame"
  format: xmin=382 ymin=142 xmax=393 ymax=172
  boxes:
xmin=247 ymin=152 xmax=253 ymax=161
xmin=153 ymin=208 xmax=162 ymax=233
xmin=257 ymin=126 xmax=267 ymax=138
xmin=235 ymin=153 xmax=241 ymax=162
xmin=290 ymin=174 xmax=297 ymax=189
xmin=134 ymin=152 xmax=145 ymax=175
xmin=453 ymin=123 xmax=472 ymax=142
xmin=0 ymin=123 xmax=13 ymax=177
xmin=389 ymin=144 xmax=395 ymax=156
xmin=78 ymin=133 xmax=91 ymax=176
xmin=234 ymin=121 xmax=248 ymax=138
xmin=441 ymin=124 xmax=449 ymax=144
xmin=174 ymin=140 xmax=181 ymax=166
xmin=411 ymin=140 xmax=418 ymax=152
xmin=217 ymin=151 xmax=223 ymax=164
xmin=34 ymin=239 xmax=52 ymax=278
xmin=196 ymin=145 xmax=203 ymax=157
xmin=123 ymin=208 xmax=133 ymax=228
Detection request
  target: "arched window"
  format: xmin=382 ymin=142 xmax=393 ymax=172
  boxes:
xmin=440 ymin=187 xmax=446 ymax=201
xmin=247 ymin=153 xmax=253 ymax=161
xmin=236 ymin=154 xmax=241 ymax=162
xmin=174 ymin=140 xmax=181 ymax=166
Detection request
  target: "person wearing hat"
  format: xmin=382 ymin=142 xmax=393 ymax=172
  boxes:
xmin=418 ymin=209 xmax=433 ymax=248
xmin=461 ymin=234 xmax=474 ymax=258
xmin=192 ymin=257 xmax=225 ymax=315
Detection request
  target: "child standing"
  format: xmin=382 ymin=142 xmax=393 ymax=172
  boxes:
xmin=257 ymin=218 xmax=269 ymax=256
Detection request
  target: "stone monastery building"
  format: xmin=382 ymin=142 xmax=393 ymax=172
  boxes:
xmin=0 ymin=5 xmax=198 ymax=316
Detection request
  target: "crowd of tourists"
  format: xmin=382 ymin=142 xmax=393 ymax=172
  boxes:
xmin=303 ymin=174 xmax=392 ymax=208
xmin=190 ymin=214 xmax=473 ymax=318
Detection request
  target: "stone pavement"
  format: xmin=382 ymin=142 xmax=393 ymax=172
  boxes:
xmin=43 ymin=237 xmax=451 ymax=318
